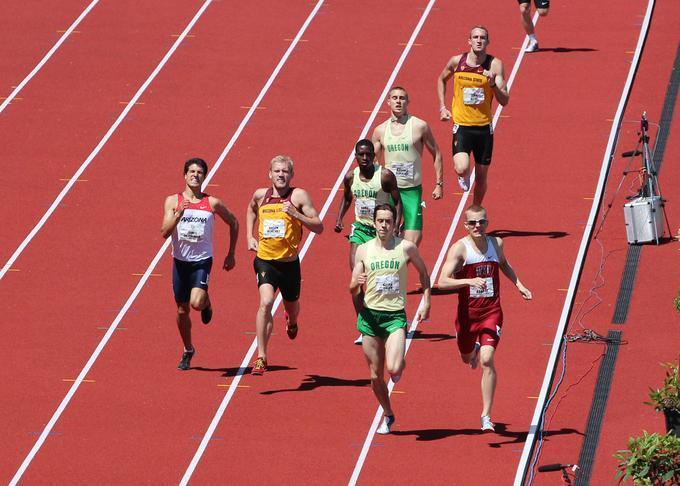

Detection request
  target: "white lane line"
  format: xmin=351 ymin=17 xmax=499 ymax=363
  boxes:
xmin=348 ymin=12 xmax=538 ymax=486
xmin=0 ymin=0 xmax=100 ymax=115
xmin=7 ymin=1 xmax=222 ymax=483
xmin=180 ymin=0 xmax=439 ymax=482
xmin=0 ymin=1 xmax=215 ymax=281
xmin=513 ymin=1 xmax=655 ymax=484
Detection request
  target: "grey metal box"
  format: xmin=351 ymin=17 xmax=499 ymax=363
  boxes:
xmin=623 ymin=196 xmax=664 ymax=244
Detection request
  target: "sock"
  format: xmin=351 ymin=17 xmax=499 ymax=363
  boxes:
xmin=529 ymin=34 xmax=537 ymax=42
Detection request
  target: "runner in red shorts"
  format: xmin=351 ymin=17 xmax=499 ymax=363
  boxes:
xmin=438 ymin=204 xmax=532 ymax=432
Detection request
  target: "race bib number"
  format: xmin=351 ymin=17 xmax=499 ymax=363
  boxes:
xmin=263 ymin=218 xmax=286 ymax=238
xmin=376 ymin=274 xmax=400 ymax=295
xmin=463 ymin=87 xmax=485 ymax=105
xmin=355 ymin=198 xmax=375 ymax=218
xmin=470 ymin=277 xmax=494 ymax=298
xmin=391 ymin=161 xmax=415 ymax=180
xmin=178 ymin=220 xmax=205 ymax=243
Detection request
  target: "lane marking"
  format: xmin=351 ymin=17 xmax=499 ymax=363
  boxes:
xmin=131 ymin=273 xmax=162 ymax=277
xmin=0 ymin=0 xmax=100 ymax=115
xmin=350 ymin=8 xmax=539 ymax=485
xmin=62 ymin=379 xmax=95 ymax=383
xmin=0 ymin=1 xmax=214 ymax=282
xmin=514 ymin=1 xmax=655 ymax=483
xmin=58 ymin=178 xmax=87 ymax=182
xmin=8 ymin=2 xmax=222 ymax=484
xmin=56 ymin=30 xmax=81 ymax=34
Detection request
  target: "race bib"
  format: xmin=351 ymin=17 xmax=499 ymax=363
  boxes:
xmin=376 ymin=274 xmax=400 ymax=295
xmin=355 ymin=198 xmax=375 ymax=218
xmin=463 ymin=87 xmax=485 ymax=105
xmin=470 ymin=277 xmax=494 ymax=298
xmin=178 ymin=220 xmax=205 ymax=243
xmin=263 ymin=218 xmax=286 ymax=238
xmin=391 ymin=161 xmax=415 ymax=180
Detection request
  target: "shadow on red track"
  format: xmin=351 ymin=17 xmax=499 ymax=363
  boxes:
xmin=391 ymin=424 xmax=583 ymax=445
xmin=260 ymin=374 xmax=371 ymax=395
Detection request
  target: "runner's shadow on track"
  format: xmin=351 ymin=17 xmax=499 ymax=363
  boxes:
xmin=487 ymin=229 xmax=568 ymax=239
xmin=532 ymin=47 xmax=598 ymax=53
xmin=260 ymin=374 xmax=370 ymax=395
xmin=393 ymin=424 xmax=582 ymax=445
xmin=487 ymin=424 xmax=584 ymax=448
xmin=410 ymin=329 xmax=455 ymax=342
xmin=191 ymin=365 xmax=296 ymax=377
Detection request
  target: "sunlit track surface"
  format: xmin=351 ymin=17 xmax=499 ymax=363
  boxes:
xmin=1 ymin=0 xmax=676 ymax=484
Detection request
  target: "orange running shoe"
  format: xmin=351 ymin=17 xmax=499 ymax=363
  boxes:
xmin=251 ymin=357 xmax=267 ymax=375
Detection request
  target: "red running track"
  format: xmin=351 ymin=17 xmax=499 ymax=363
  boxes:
xmin=1 ymin=0 xmax=669 ymax=483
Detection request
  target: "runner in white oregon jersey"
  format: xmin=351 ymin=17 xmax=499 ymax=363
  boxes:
xmin=161 ymin=158 xmax=239 ymax=371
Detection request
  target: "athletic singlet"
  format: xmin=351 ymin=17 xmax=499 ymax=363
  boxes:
xmin=452 ymin=53 xmax=494 ymax=126
xmin=171 ymin=193 xmax=214 ymax=262
xmin=257 ymin=187 xmax=303 ymax=261
xmin=455 ymin=236 xmax=501 ymax=310
xmin=363 ymin=237 xmax=408 ymax=311
xmin=351 ymin=164 xmax=382 ymax=227
xmin=384 ymin=115 xmax=422 ymax=188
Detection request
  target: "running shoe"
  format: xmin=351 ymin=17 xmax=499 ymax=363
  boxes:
xmin=470 ymin=342 xmax=481 ymax=370
xmin=457 ymin=175 xmax=470 ymax=192
xmin=391 ymin=373 xmax=401 ymax=384
xmin=201 ymin=305 xmax=213 ymax=325
xmin=251 ymin=357 xmax=267 ymax=375
xmin=377 ymin=415 xmax=395 ymax=435
xmin=481 ymin=415 xmax=495 ymax=432
xmin=526 ymin=39 xmax=539 ymax=53
xmin=285 ymin=312 xmax=298 ymax=340
xmin=354 ymin=334 xmax=363 ymax=345
xmin=178 ymin=349 xmax=195 ymax=370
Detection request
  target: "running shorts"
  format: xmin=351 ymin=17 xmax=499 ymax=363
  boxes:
xmin=455 ymin=305 xmax=503 ymax=354
xmin=399 ymin=185 xmax=423 ymax=231
xmin=172 ymin=257 xmax=212 ymax=303
xmin=349 ymin=221 xmax=376 ymax=245
xmin=357 ymin=307 xmax=407 ymax=339
xmin=253 ymin=256 xmax=301 ymax=302
xmin=453 ymin=124 xmax=494 ymax=166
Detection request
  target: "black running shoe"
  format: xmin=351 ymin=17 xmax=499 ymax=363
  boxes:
xmin=178 ymin=349 xmax=195 ymax=370
xmin=201 ymin=305 xmax=213 ymax=325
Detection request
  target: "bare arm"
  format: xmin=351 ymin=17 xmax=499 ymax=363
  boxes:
xmin=211 ymin=196 xmax=239 ymax=270
xmin=382 ymin=169 xmax=403 ymax=231
xmin=494 ymin=237 xmax=532 ymax=299
xmin=421 ymin=122 xmax=444 ymax=200
xmin=246 ymin=189 xmax=265 ymax=252
xmin=371 ymin=124 xmax=386 ymax=164
xmin=288 ymin=188 xmax=324 ymax=234
xmin=334 ymin=172 xmax=354 ymax=233
xmin=349 ymin=245 xmax=367 ymax=294
xmin=436 ymin=241 xmax=487 ymax=291
xmin=487 ymin=58 xmax=509 ymax=106
xmin=437 ymin=55 xmax=460 ymax=121
xmin=160 ymin=194 xmax=184 ymax=239
xmin=405 ymin=241 xmax=431 ymax=321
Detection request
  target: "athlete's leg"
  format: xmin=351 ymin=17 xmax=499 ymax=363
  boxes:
xmin=256 ymin=284 xmax=276 ymax=359
xmin=362 ymin=335 xmax=393 ymax=416
xmin=479 ymin=345 xmax=497 ymax=417
xmin=473 ymin=164 xmax=489 ymax=206
xmin=189 ymin=287 xmax=209 ymax=311
xmin=384 ymin=327 xmax=406 ymax=382
xmin=454 ymin=152 xmax=471 ymax=180
xmin=519 ymin=1 xmax=534 ymax=35
xmin=537 ymin=7 xmax=548 ymax=16
xmin=349 ymin=242 xmax=359 ymax=270
xmin=401 ymin=230 xmax=422 ymax=246
xmin=176 ymin=302 xmax=192 ymax=350
xmin=282 ymin=298 xmax=300 ymax=326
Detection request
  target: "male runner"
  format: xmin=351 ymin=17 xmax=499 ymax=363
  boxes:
xmin=161 ymin=158 xmax=239 ymax=371
xmin=437 ymin=205 xmax=532 ymax=431
xmin=335 ymin=139 xmax=402 ymax=345
xmin=246 ymin=155 xmax=323 ymax=375
xmin=372 ymin=86 xmax=443 ymax=247
xmin=519 ymin=0 xmax=549 ymax=52
xmin=437 ymin=26 xmax=509 ymax=205
xmin=350 ymin=203 xmax=431 ymax=434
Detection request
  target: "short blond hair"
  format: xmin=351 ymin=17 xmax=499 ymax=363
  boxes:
xmin=465 ymin=204 xmax=486 ymax=219
xmin=469 ymin=25 xmax=489 ymax=41
xmin=270 ymin=155 xmax=294 ymax=173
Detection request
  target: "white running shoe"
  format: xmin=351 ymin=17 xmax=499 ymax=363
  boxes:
xmin=470 ymin=342 xmax=481 ymax=370
xmin=377 ymin=415 xmax=395 ymax=435
xmin=481 ymin=415 xmax=495 ymax=432
xmin=354 ymin=334 xmax=363 ymax=345
xmin=457 ymin=175 xmax=470 ymax=191
xmin=526 ymin=39 xmax=539 ymax=53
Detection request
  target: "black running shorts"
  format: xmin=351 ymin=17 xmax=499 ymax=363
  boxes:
xmin=452 ymin=124 xmax=494 ymax=166
xmin=518 ymin=0 xmax=550 ymax=8
xmin=253 ymin=256 xmax=301 ymax=302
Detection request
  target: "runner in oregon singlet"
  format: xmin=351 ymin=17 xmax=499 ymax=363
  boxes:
xmin=351 ymin=164 xmax=382 ymax=227
xmin=383 ymin=115 xmax=423 ymax=188
xmin=363 ymin=237 xmax=408 ymax=312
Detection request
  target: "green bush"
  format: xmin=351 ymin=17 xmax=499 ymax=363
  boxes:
xmin=646 ymin=360 xmax=680 ymax=412
xmin=614 ymin=431 xmax=680 ymax=484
